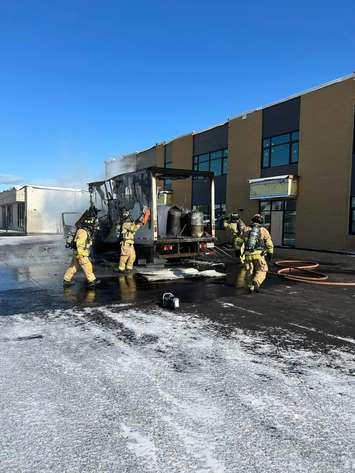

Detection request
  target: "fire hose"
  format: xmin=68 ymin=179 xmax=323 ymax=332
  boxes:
xmin=274 ymin=260 xmax=355 ymax=286
xmin=216 ymin=247 xmax=355 ymax=286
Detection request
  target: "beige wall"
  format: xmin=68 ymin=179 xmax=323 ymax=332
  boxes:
xmin=297 ymin=78 xmax=355 ymax=250
xmin=170 ymin=133 xmax=193 ymax=208
xmin=227 ymin=111 xmax=261 ymax=225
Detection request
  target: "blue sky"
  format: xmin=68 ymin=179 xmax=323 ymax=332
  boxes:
xmin=0 ymin=0 xmax=354 ymax=189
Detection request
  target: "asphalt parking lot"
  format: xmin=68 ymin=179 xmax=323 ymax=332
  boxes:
xmin=0 ymin=236 xmax=354 ymax=473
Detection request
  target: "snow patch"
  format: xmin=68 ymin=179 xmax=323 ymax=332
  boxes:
xmin=120 ymin=423 xmax=158 ymax=467
xmin=221 ymin=302 xmax=264 ymax=316
xmin=0 ymin=304 xmax=354 ymax=473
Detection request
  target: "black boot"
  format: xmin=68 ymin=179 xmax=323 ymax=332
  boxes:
xmin=87 ymin=279 xmax=101 ymax=287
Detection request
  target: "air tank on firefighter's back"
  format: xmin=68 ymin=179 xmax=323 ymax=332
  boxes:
xmin=166 ymin=206 xmax=182 ymax=237
xmin=189 ymin=210 xmax=204 ymax=238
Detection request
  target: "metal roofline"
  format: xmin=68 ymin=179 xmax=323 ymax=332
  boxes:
xmin=23 ymin=185 xmax=87 ymax=192
xmin=248 ymin=175 xmax=295 ymax=184
xmin=164 ymin=131 xmax=193 ymax=145
xmin=192 ymin=120 xmax=229 ymax=135
xmin=135 ymin=144 xmax=158 ymax=155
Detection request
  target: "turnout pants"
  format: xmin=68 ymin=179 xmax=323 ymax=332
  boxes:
xmin=245 ymin=256 xmax=268 ymax=288
xmin=64 ymin=256 xmax=96 ymax=283
xmin=119 ymin=243 xmax=136 ymax=271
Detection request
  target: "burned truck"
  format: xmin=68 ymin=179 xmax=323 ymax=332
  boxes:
xmin=88 ymin=167 xmax=216 ymax=263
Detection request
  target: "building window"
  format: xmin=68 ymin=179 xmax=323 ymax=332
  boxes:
xmin=6 ymin=205 xmax=13 ymax=227
xmin=192 ymin=203 xmax=226 ymax=230
xmin=215 ymin=203 xmax=226 ymax=230
xmin=193 ymin=148 xmax=228 ymax=177
xmin=18 ymin=203 xmax=25 ymax=229
xmin=350 ymin=197 xmax=355 ymax=234
xmin=283 ymin=199 xmax=297 ymax=246
xmin=262 ymin=131 xmax=299 ymax=168
xmin=192 ymin=149 xmax=227 ymax=228
xmin=260 ymin=201 xmax=271 ymax=230
xmin=1 ymin=206 xmax=6 ymax=228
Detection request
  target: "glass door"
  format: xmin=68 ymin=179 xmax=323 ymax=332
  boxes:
xmin=260 ymin=199 xmax=296 ymax=247
xmin=270 ymin=201 xmax=283 ymax=246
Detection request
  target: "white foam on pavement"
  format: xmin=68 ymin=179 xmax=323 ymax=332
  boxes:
xmin=137 ymin=266 xmax=225 ymax=281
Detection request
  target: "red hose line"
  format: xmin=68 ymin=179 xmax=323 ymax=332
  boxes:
xmin=274 ymin=260 xmax=355 ymax=286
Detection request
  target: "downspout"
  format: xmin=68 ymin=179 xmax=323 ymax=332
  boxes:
xmin=24 ymin=186 xmax=28 ymax=235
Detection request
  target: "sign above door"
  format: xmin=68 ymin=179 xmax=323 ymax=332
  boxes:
xmin=248 ymin=175 xmax=298 ymax=200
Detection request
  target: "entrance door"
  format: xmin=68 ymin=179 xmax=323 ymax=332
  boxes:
xmin=271 ymin=200 xmax=283 ymax=245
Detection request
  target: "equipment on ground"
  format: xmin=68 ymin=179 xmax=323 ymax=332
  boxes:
xmin=161 ymin=292 xmax=180 ymax=310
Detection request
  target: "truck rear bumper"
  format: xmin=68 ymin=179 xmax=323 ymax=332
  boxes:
xmin=154 ymin=238 xmax=215 ymax=259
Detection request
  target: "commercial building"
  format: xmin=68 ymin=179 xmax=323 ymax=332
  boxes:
xmin=0 ymin=185 xmax=89 ymax=234
xmin=125 ymin=73 xmax=355 ymax=251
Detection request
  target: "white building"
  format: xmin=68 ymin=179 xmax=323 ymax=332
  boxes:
xmin=0 ymin=185 xmax=89 ymax=234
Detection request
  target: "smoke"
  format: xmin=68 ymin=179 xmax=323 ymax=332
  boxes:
xmin=0 ymin=235 xmax=70 ymax=270
xmin=105 ymin=154 xmax=137 ymax=179
xmin=29 ymin=171 xmax=99 ymax=191
xmin=0 ymin=172 xmax=100 ymax=193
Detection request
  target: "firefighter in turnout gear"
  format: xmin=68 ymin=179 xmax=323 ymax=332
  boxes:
xmin=224 ymin=211 xmax=247 ymax=263
xmin=242 ymin=213 xmax=273 ymax=292
xmin=118 ymin=206 xmax=151 ymax=273
xmin=63 ymin=207 xmax=101 ymax=287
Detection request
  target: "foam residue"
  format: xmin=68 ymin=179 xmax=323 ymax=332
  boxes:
xmin=137 ymin=266 xmax=226 ymax=281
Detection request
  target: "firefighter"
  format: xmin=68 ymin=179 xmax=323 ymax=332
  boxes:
xmin=118 ymin=206 xmax=150 ymax=273
xmin=224 ymin=211 xmax=246 ymax=263
xmin=63 ymin=208 xmax=101 ymax=287
xmin=242 ymin=213 xmax=273 ymax=293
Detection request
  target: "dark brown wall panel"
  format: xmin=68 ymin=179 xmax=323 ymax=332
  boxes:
xmin=262 ymin=97 xmax=300 ymax=137
xmin=193 ymin=123 xmax=228 ymax=155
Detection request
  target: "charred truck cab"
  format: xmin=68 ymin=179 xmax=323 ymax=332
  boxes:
xmin=88 ymin=167 xmax=216 ymax=264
